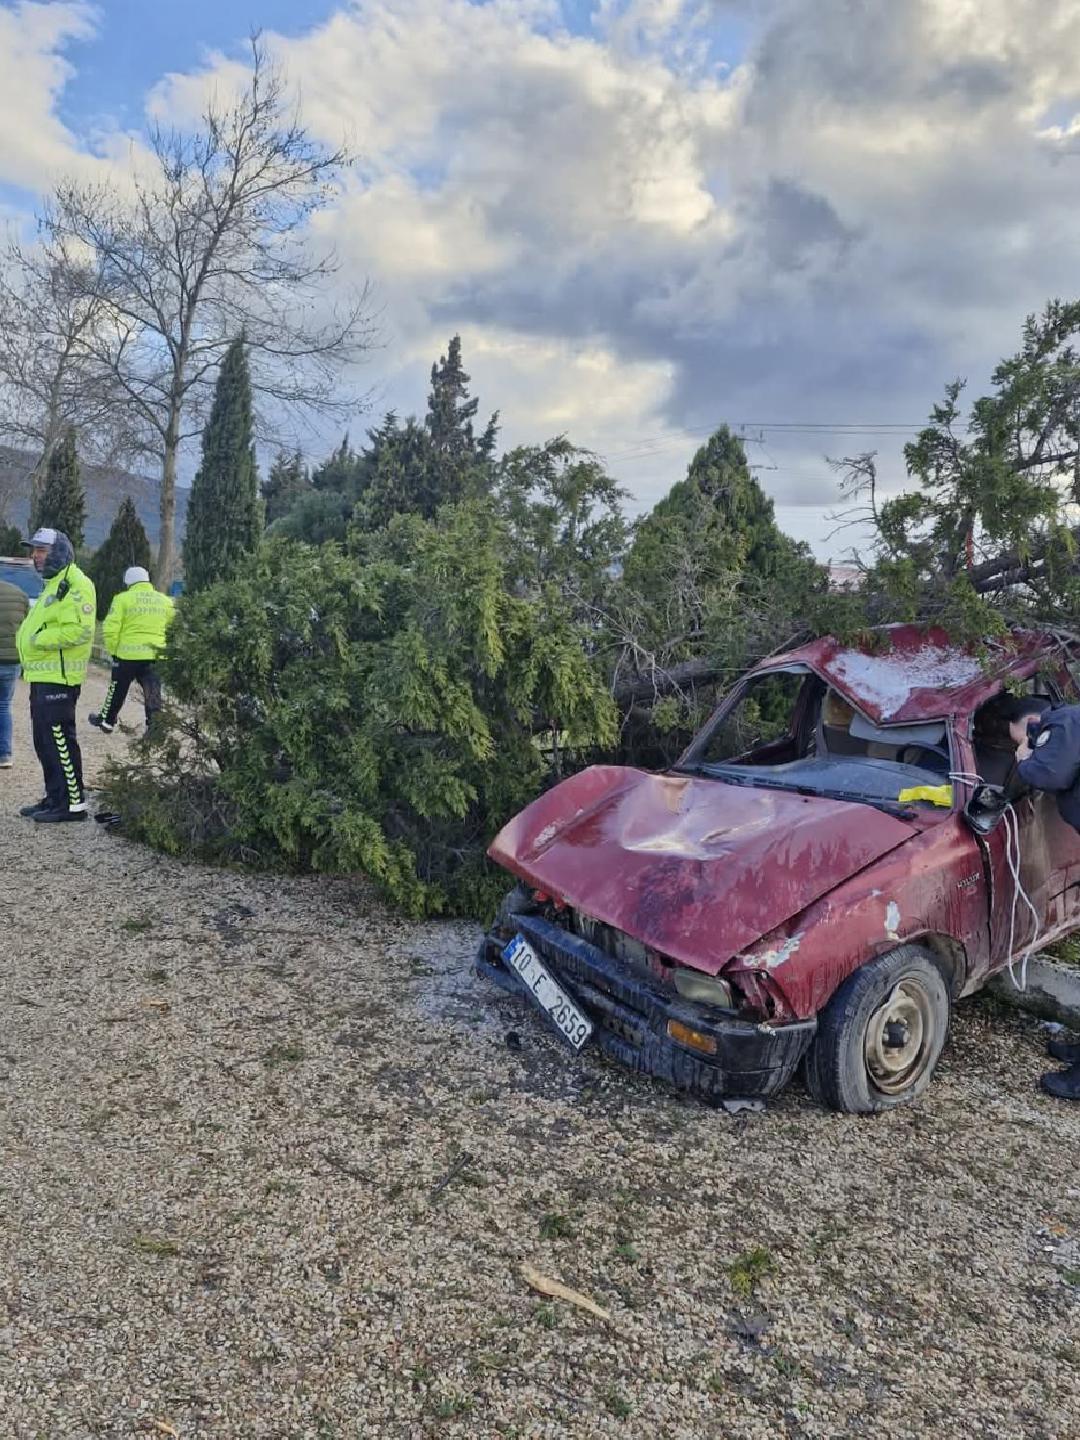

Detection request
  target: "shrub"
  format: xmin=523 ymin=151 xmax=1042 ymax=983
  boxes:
xmin=98 ymin=502 xmax=615 ymax=916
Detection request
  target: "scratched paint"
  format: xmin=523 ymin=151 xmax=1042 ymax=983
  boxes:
xmin=488 ymin=763 xmax=915 ymax=974
xmin=885 ymin=901 xmax=901 ymax=940
xmin=487 ymin=626 xmax=1080 ymax=1039
xmin=755 ymin=934 xmax=803 ymax=970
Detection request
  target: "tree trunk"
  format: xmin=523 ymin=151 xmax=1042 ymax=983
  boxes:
xmin=28 ymin=418 xmax=60 ymax=519
xmin=28 ymin=453 xmax=49 ymax=521
xmin=157 ymin=407 xmax=180 ymax=589
xmin=611 ymin=658 xmax=726 ymax=707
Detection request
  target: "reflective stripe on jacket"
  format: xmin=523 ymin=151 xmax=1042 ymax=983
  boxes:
xmin=101 ymin=582 xmax=174 ymax=661
xmin=16 ymin=564 xmax=97 ymax=686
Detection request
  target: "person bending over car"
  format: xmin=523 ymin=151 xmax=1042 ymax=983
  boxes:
xmin=1004 ymin=694 xmax=1080 ymax=1100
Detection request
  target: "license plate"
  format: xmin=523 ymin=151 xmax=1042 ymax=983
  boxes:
xmin=502 ymin=934 xmax=594 ymax=1050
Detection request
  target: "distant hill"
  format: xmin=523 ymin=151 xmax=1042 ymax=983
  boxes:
xmin=0 ymin=445 xmax=188 ymax=553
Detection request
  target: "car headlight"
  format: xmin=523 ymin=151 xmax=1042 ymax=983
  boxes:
xmin=672 ymin=968 xmax=733 ymax=1008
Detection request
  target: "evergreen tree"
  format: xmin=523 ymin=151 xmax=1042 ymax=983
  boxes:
xmin=311 ymin=434 xmax=363 ymax=493
xmin=271 ymin=431 xmax=373 ymax=543
xmin=426 ymin=335 xmax=498 ymax=461
xmin=183 ymin=338 xmax=261 ymax=592
xmin=497 ymin=438 xmax=627 ymax=609
xmin=622 ymin=425 xmax=820 ymax=650
xmin=31 ymin=425 xmax=85 ymax=550
xmin=88 ymin=496 xmax=153 ymax=614
xmin=614 ymin=426 xmax=825 ymax=764
xmin=820 ymin=299 xmax=1080 ymax=641
xmin=261 ymin=450 xmax=312 ymax=525
xmin=354 ymin=338 xmax=498 ymax=532
xmin=0 ymin=520 xmax=23 ymax=555
xmin=273 ymin=342 xmax=501 ymax=544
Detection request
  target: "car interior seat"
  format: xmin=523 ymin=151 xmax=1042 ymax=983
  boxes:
xmin=817 ymin=690 xmax=870 ymax=758
xmin=817 ymin=689 xmax=950 ymax=771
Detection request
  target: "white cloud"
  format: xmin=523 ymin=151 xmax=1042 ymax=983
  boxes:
xmin=7 ymin=0 xmax=1080 ymax=554
xmin=0 ymin=0 xmax=96 ymax=190
xmin=466 ymin=327 xmax=677 ymax=439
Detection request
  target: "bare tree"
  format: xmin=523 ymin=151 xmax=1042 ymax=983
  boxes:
xmin=0 ymin=233 xmax=132 ymax=509
xmin=45 ymin=37 xmax=374 ymax=584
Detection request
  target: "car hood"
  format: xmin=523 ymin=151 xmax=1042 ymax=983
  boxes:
xmin=488 ymin=765 xmax=918 ymax=974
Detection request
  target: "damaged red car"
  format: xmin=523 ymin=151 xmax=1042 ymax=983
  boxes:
xmin=478 ymin=625 xmax=1080 ymax=1112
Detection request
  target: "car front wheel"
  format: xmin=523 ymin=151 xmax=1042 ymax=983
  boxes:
xmin=804 ymin=944 xmax=951 ymax=1113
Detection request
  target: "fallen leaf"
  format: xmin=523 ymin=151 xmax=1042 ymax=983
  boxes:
xmin=519 ymin=1262 xmax=611 ymax=1321
xmin=147 ymin=1422 xmax=179 ymax=1438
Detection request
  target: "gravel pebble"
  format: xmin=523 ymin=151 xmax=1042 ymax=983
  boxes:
xmin=1 ymin=669 xmax=1080 ymax=1438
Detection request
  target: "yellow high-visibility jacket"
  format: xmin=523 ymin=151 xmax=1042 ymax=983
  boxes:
xmin=16 ymin=563 xmax=97 ymax=686
xmin=102 ymin=582 xmax=175 ymax=661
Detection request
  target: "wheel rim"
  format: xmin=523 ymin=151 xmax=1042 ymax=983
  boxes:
xmin=864 ymin=980 xmax=935 ymax=1095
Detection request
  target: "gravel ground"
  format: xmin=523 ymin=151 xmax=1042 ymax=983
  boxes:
xmin=2 ymin=668 xmax=1080 ymax=1439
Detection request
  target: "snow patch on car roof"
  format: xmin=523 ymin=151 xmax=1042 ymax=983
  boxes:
xmin=830 ymin=645 xmax=984 ymax=719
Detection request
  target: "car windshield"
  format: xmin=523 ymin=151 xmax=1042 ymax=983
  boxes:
xmin=676 ymin=668 xmax=951 ymax=809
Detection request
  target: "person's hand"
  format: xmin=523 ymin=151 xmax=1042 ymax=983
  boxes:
xmin=1016 ymin=739 xmax=1032 ymax=762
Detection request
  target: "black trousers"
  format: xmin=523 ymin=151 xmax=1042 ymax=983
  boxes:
xmin=99 ymin=659 xmax=163 ymax=728
xmin=29 ymin=683 xmax=85 ymax=812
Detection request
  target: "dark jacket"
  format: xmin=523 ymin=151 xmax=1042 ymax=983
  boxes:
xmin=0 ymin=578 xmax=30 ymax=664
xmin=1017 ymin=704 xmax=1080 ymax=833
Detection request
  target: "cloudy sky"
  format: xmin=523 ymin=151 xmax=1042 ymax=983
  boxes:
xmin=2 ymin=0 xmax=1079 ymax=556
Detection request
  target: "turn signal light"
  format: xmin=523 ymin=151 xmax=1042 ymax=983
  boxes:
xmin=667 ymin=1020 xmax=718 ymax=1055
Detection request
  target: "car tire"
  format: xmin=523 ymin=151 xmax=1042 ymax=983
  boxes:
xmin=804 ymin=944 xmax=951 ymax=1114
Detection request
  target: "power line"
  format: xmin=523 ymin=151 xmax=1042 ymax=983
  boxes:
xmin=736 ymin=421 xmax=922 ymax=431
xmin=598 ymin=418 xmax=927 ymax=466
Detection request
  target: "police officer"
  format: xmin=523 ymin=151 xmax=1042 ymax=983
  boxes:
xmin=15 ymin=527 xmax=96 ymax=822
xmin=90 ymin=566 xmax=174 ymax=733
xmin=1005 ymin=695 xmax=1080 ymax=1099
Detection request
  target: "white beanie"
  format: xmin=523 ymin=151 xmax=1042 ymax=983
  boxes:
xmin=124 ymin=566 xmax=151 ymax=586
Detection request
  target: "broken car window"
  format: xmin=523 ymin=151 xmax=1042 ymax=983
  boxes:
xmin=679 ymin=669 xmax=954 ymax=809
xmin=694 ymin=671 xmax=810 ymax=767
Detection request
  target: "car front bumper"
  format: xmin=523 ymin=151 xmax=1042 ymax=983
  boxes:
xmin=476 ymin=911 xmax=816 ymax=1101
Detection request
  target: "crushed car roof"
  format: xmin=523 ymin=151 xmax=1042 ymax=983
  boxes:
xmin=766 ymin=624 xmax=1071 ymax=725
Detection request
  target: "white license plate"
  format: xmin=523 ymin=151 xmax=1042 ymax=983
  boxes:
xmin=502 ymin=934 xmax=594 ymax=1050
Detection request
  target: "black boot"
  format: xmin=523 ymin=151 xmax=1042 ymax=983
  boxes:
xmin=1047 ymin=1037 xmax=1080 ymax=1064
xmin=19 ymin=798 xmax=50 ymax=817
xmin=88 ymin=713 xmax=114 ymax=733
xmin=1040 ymin=1061 xmax=1080 ymax=1100
xmin=33 ymin=807 xmax=88 ymax=824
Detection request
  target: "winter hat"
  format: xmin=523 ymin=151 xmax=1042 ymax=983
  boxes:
xmin=23 ymin=528 xmax=74 ymax=579
xmin=124 ymin=566 xmax=151 ymax=586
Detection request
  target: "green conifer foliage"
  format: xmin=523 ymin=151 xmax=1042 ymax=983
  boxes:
xmin=261 ymin=450 xmax=312 ymax=526
xmin=183 ymin=338 xmax=261 ymax=591
xmin=88 ymin=496 xmax=154 ymax=614
xmin=31 ymin=426 xmax=85 ymax=551
xmin=353 ymin=337 xmax=498 ymax=533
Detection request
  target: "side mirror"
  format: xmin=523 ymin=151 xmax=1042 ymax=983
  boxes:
xmin=963 ymin=783 xmax=1009 ymax=835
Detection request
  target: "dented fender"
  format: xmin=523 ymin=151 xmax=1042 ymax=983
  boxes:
xmin=725 ymin=814 xmax=988 ymax=1020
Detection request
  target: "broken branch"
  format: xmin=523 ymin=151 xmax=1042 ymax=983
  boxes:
xmin=519 ymin=1261 xmax=611 ymax=1322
